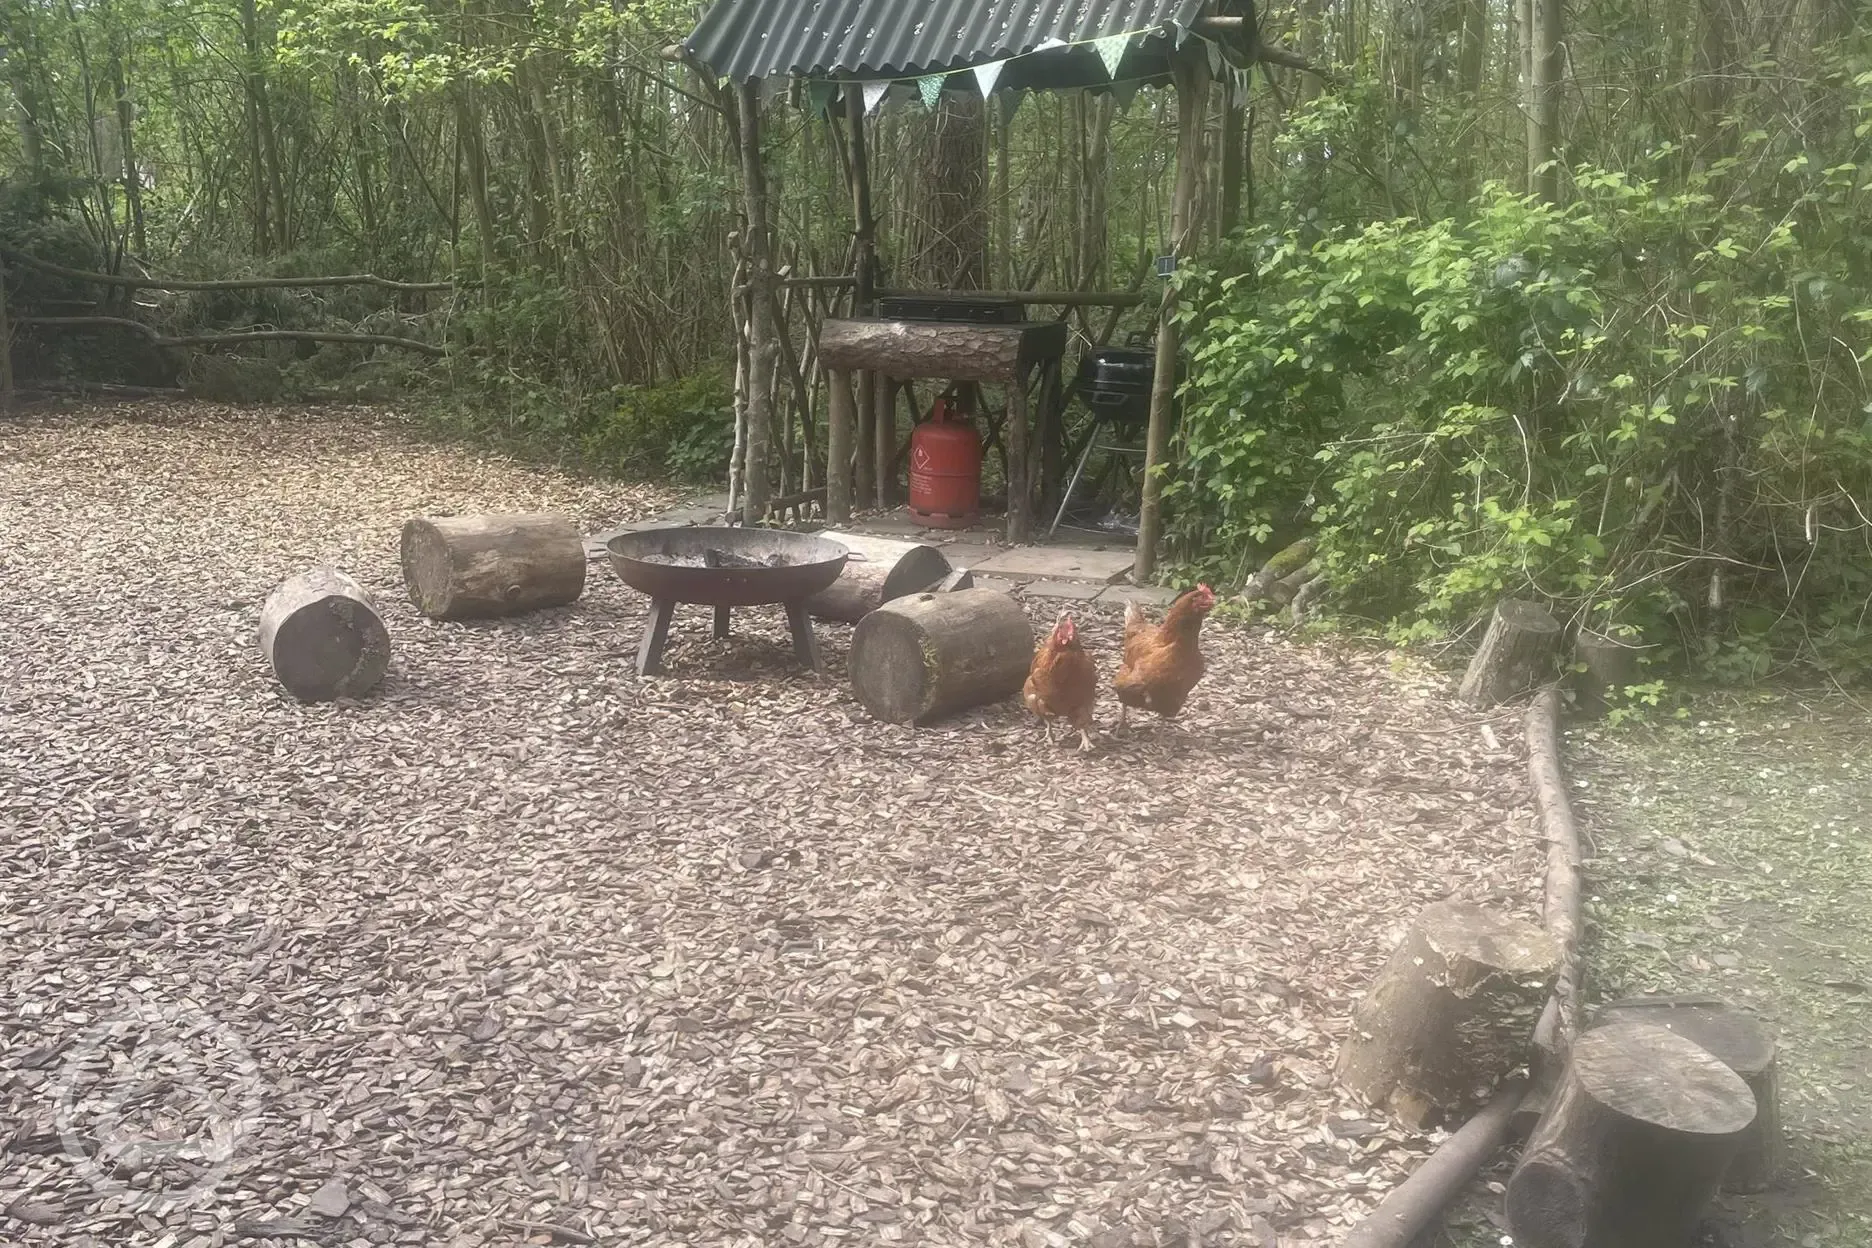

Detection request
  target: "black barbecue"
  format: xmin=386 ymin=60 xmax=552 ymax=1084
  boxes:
xmin=1049 ymin=342 xmax=1182 ymax=537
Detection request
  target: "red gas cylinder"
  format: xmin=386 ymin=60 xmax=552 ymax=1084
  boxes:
xmin=907 ymin=396 xmax=982 ymax=529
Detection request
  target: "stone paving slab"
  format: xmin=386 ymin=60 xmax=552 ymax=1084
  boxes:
xmin=969 ymin=575 xmax=1027 ymax=596
xmin=1023 ymin=580 xmax=1106 ymax=602
xmin=1100 ymin=584 xmax=1182 ymax=608
xmin=973 ymin=545 xmax=1135 ymax=584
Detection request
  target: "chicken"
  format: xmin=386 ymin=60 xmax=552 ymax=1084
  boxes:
xmin=1112 ymin=583 xmax=1218 ymax=727
xmin=1023 ymin=611 xmax=1100 ymax=751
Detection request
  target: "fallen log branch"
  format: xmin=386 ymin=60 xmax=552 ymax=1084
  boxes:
xmin=2 ymin=249 xmax=451 ymax=292
xmin=1339 ymin=1077 xmax=1528 ymax=1248
xmin=17 ymin=316 xmax=445 ymax=358
xmin=1528 ymin=683 xmax=1585 ymax=1065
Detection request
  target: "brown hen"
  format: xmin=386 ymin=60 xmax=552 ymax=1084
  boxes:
xmin=1023 ymin=611 xmax=1099 ymax=751
xmin=1112 ymin=583 xmax=1217 ymax=727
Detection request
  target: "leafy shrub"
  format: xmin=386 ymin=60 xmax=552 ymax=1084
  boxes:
xmin=581 ymin=373 xmax=735 ymax=483
xmin=1171 ymin=146 xmax=1872 ymax=681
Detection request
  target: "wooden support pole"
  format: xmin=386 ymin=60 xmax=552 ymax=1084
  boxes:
xmin=826 ymin=367 xmax=856 ymax=522
xmin=1135 ymin=48 xmax=1209 ymax=582
xmin=1006 ymin=367 xmax=1031 ymax=543
xmin=873 ymin=376 xmax=897 ymax=510
xmin=1219 ymin=86 xmax=1246 ymax=236
xmin=736 ymin=81 xmax=777 ymax=526
xmin=0 ymin=252 xmax=14 ymax=415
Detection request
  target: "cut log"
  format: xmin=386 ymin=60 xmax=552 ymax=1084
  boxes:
xmin=258 ymin=567 xmax=391 ymax=702
xmin=849 ymin=588 xmax=1033 ymax=725
xmin=1590 ymin=994 xmax=1781 ymax=1193
xmin=1572 ymin=629 xmax=1643 ymax=718
xmin=1458 ymin=598 xmax=1564 ymax=706
xmin=400 ymin=513 xmax=586 ymax=621
xmin=1506 ymin=1021 xmax=1757 ymax=1248
xmin=1334 ymin=900 xmax=1560 ymax=1128
xmin=816 ymin=318 xmax=1068 ymax=384
xmin=803 ymin=530 xmax=954 ymax=624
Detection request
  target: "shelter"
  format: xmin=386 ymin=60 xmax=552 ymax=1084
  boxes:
xmin=677 ymin=0 xmax=1268 ymax=579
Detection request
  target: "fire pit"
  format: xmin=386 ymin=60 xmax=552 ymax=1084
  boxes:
xmin=605 ymin=527 xmax=849 ymax=676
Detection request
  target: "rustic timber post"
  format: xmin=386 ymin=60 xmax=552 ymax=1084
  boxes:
xmin=1135 ymin=47 xmax=1209 ymax=582
xmin=845 ymin=86 xmax=882 ymax=510
xmin=736 ymin=80 xmax=777 ymax=526
xmin=0 ymin=251 xmax=14 ymax=414
xmin=826 ymin=367 xmax=856 ymax=522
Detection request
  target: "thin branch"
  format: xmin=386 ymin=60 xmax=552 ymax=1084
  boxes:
xmin=3 ymin=250 xmax=453 ymax=293
xmin=18 ymin=316 xmax=446 ymax=357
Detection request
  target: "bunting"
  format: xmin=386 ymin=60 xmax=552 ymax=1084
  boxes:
xmin=1091 ymin=33 xmax=1130 ymax=79
xmin=917 ymin=73 xmax=944 ymax=111
xmin=862 ymin=79 xmax=889 ymax=115
xmin=972 ymin=59 xmax=1007 ymax=97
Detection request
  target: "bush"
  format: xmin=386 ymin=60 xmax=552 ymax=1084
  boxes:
xmin=581 ymin=373 xmax=735 ymax=483
xmin=1171 ymin=151 xmax=1872 ymax=682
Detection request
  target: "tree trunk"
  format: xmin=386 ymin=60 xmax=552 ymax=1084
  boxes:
xmin=911 ymin=91 xmax=987 ymax=289
xmin=849 ymin=588 xmax=1034 ymax=725
xmin=737 ymin=82 xmax=776 ymax=525
xmin=1589 ymin=994 xmax=1782 ymax=1193
xmin=258 ymin=567 xmax=392 ymax=702
xmin=399 ymin=514 xmax=587 ymax=620
xmin=1528 ymin=0 xmax=1563 ymax=202
xmin=1572 ymin=629 xmax=1643 ymax=717
xmin=1506 ymin=1022 xmax=1757 ymax=1248
xmin=1136 ymin=50 xmax=1208 ymax=583
xmin=1334 ymin=900 xmax=1560 ymax=1128
xmin=1458 ymin=598 xmax=1564 ymax=706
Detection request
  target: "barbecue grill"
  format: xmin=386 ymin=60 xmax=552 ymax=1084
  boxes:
xmin=605 ymin=527 xmax=848 ymax=676
xmin=1048 ymin=342 xmax=1180 ymax=537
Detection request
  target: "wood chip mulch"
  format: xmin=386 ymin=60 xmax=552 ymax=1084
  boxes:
xmin=0 ymin=401 xmax=1542 ymax=1247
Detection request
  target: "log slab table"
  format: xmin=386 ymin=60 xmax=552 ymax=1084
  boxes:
xmin=818 ymin=317 xmax=1069 ymax=543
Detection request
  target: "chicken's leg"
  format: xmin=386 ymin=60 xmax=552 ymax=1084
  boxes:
xmin=1076 ymin=728 xmax=1094 ymax=752
xmin=1041 ymin=718 xmax=1056 ymax=744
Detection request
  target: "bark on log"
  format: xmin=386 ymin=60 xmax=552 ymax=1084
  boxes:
xmin=1340 ymin=1077 xmax=1529 ymax=1248
xmin=258 ymin=567 xmax=391 ymax=702
xmin=1590 ymin=994 xmax=1781 ymax=1193
xmin=1506 ymin=1021 xmax=1757 ymax=1248
xmin=1335 ymin=900 xmax=1560 ymax=1128
xmin=816 ymin=318 xmax=1067 ymax=383
xmin=803 ymin=530 xmax=954 ymax=623
xmin=1572 ymin=629 xmax=1643 ymax=718
xmin=1458 ymin=598 xmax=1564 ymax=706
xmin=400 ymin=513 xmax=586 ymax=621
xmin=849 ymin=588 xmax=1034 ymax=725
xmin=1528 ymin=683 xmax=1586 ymax=1067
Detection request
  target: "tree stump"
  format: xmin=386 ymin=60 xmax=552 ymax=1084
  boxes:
xmin=258 ymin=567 xmax=391 ymax=702
xmin=1590 ymin=994 xmax=1782 ymax=1193
xmin=1506 ymin=1021 xmax=1757 ymax=1248
xmin=1572 ymin=630 xmax=1643 ymax=718
xmin=1458 ymin=598 xmax=1564 ymax=706
xmin=802 ymin=530 xmax=954 ymax=624
xmin=849 ymin=588 xmax=1033 ymax=725
xmin=1335 ymin=901 xmax=1560 ymax=1128
xmin=400 ymin=513 xmax=586 ymax=621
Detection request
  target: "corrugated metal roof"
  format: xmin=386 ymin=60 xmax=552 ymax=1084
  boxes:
xmin=683 ymin=0 xmax=1251 ymax=86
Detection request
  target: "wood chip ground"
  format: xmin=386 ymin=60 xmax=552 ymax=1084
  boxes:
xmin=0 ymin=401 xmax=1543 ymax=1247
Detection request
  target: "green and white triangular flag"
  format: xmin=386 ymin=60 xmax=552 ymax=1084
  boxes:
xmin=1092 ymin=33 xmax=1131 ymax=79
xmin=861 ymin=80 xmax=889 ymax=116
xmin=918 ymin=73 xmax=943 ymax=111
xmin=973 ymin=59 xmax=1007 ymax=97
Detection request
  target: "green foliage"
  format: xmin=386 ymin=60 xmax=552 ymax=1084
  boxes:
xmin=1174 ymin=126 xmax=1872 ymax=680
xmin=582 ymin=374 xmax=736 ymax=483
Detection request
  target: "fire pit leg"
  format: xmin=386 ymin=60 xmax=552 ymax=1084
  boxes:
xmin=784 ymin=600 xmax=822 ymax=673
xmin=636 ymin=597 xmax=677 ymax=677
xmin=714 ymin=606 xmax=731 ymax=640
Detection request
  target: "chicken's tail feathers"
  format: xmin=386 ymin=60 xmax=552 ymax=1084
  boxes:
xmin=1123 ymin=598 xmax=1146 ymax=640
